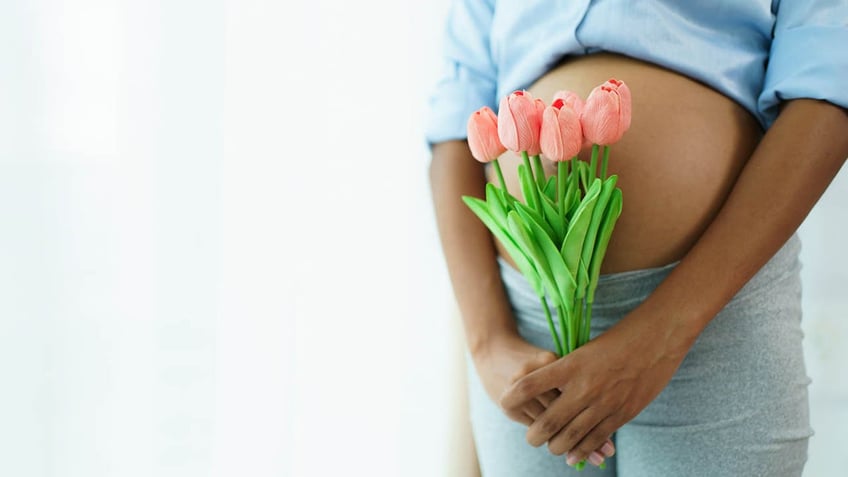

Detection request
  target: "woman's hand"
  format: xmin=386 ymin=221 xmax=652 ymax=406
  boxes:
xmin=498 ymin=307 xmax=690 ymax=465
xmin=472 ymin=333 xmax=561 ymax=425
xmin=472 ymin=333 xmax=617 ymax=464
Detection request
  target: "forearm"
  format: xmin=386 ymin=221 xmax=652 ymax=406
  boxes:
xmin=638 ymin=99 xmax=848 ymax=350
xmin=429 ymin=140 xmax=519 ymax=356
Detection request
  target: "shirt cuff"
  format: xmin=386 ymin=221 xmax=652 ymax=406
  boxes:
xmin=758 ymin=25 xmax=848 ymax=128
xmin=424 ymin=64 xmax=497 ymax=147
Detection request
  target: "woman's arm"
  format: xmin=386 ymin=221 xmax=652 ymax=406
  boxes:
xmin=429 ymin=140 xmax=518 ymax=356
xmin=499 ymin=98 xmax=848 ymax=464
xmin=429 ymin=141 xmax=578 ymax=432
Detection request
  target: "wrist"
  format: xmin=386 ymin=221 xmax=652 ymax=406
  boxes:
xmin=619 ymin=298 xmax=700 ymax=364
xmin=468 ymin=325 xmax=521 ymax=362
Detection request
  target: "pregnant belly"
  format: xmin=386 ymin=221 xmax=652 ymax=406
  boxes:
xmin=489 ymin=53 xmax=763 ymax=274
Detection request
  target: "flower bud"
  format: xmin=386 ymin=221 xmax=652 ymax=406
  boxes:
xmin=466 ymin=106 xmax=507 ymax=163
xmin=581 ymin=79 xmax=632 ymax=145
xmin=497 ymin=90 xmax=543 ymax=155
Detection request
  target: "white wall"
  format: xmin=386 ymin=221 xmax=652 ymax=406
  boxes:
xmin=0 ymin=1 xmax=844 ymax=476
xmin=798 ymin=172 xmax=848 ymax=477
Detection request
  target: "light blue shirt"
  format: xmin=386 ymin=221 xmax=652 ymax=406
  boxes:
xmin=424 ymin=0 xmax=848 ymax=145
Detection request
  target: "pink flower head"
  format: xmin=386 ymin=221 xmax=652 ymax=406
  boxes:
xmin=497 ymin=90 xmax=543 ymax=155
xmin=552 ymin=90 xmax=585 ymax=115
xmin=466 ymin=106 xmax=507 ymax=163
xmin=540 ymin=98 xmax=584 ymax=162
xmin=581 ymin=78 xmax=632 ymax=145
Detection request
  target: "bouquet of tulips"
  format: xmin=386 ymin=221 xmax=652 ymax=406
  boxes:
xmin=463 ymin=79 xmax=632 ymax=361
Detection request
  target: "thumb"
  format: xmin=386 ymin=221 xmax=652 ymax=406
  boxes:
xmin=532 ymin=350 xmax=559 ymax=369
xmin=511 ymin=349 xmax=558 ymax=383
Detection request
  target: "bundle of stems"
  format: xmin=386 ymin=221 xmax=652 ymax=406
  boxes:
xmin=463 ymin=144 xmax=622 ymax=357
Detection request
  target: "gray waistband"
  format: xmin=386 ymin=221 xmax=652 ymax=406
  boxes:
xmin=498 ymin=233 xmax=802 ymax=316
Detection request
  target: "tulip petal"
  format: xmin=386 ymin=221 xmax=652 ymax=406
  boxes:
xmin=498 ymin=91 xmax=543 ymax=154
xmin=581 ymin=79 xmax=631 ymax=145
xmin=468 ymin=106 xmax=506 ymax=162
xmin=553 ymin=90 xmax=585 ymax=115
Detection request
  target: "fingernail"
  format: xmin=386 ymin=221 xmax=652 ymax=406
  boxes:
xmin=566 ymin=454 xmax=579 ymax=466
xmin=601 ymin=442 xmax=615 ymax=456
xmin=589 ymin=451 xmax=604 ymax=466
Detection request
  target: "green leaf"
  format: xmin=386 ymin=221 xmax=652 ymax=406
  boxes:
xmin=518 ymin=164 xmax=538 ymax=211
xmin=561 ymin=179 xmax=601 ymax=295
xmin=463 ymin=196 xmax=544 ymax=297
xmin=579 ymin=160 xmax=590 ymax=192
xmin=485 ymin=183 xmax=508 ymax=227
xmin=513 ymin=200 xmax=557 ymax=241
xmin=567 ymin=161 xmax=587 ymax=218
xmin=540 ymin=193 xmax=565 ymax=243
xmin=519 ymin=208 xmax=577 ymax=308
xmin=587 ymin=188 xmax=623 ymax=303
xmin=578 ymin=175 xmax=618 ymax=296
xmin=576 ymin=259 xmax=590 ymax=301
xmin=494 ymin=183 xmax=517 ymax=210
xmin=507 ymin=211 xmax=558 ymax=303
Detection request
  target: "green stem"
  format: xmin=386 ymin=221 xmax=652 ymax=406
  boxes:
xmin=600 ymin=145 xmax=610 ymax=181
xmin=492 ymin=159 xmax=507 ymax=192
xmin=576 ymin=298 xmax=584 ymax=348
xmin=583 ymin=301 xmax=593 ymax=346
xmin=522 ymin=150 xmax=533 ymax=176
xmin=568 ymin=157 xmax=580 ymax=211
xmin=541 ymin=296 xmax=564 ymax=357
xmin=589 ymin=144 xmax=599 ymax=181
xmin=557 ymin=161 xmax=567 ymax=218
xmin=558 ymin=304 xmax=570 ymax=355
xmin=532 ymin=154 xmax=545 ymax=188
xmin=571 ymin=298 xmax=580 ymax=352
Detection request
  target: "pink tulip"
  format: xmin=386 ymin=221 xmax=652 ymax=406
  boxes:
xmin=466 ymin=106 xmax=507 ymax=163
xmin=581 ymin=79 xmax=632 ymax=145
xmin=497 ymin=90 xmax=543 ymax=155
xmin=552 ymin=90 xmax=585 ymax=115
xmin=540 ymin=98 xmax=584 ymax=162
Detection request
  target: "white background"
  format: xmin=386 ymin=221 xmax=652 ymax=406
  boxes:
xmin=0 ymin=1 xmax=845 ymax=476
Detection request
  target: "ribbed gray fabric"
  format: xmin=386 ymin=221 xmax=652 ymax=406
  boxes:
xmin=467 ymin=233 xmax=812 ymax=476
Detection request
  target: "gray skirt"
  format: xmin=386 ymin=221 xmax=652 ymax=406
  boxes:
xmin=467 ymin=233 xmax=812 ymax=476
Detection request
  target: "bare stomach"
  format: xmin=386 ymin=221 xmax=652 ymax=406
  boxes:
xmin=488 ymin=53 xmax=763 ymax=274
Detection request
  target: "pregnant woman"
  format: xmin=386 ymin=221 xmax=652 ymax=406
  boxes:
xmin=426 ymin=1 xmax=848 ymax=476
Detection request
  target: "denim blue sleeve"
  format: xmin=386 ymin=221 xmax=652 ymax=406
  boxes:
xmin=424 ymin=0 xmax=498 ymax=146
xmin=758 ymin=0 xmax=848 ymax=126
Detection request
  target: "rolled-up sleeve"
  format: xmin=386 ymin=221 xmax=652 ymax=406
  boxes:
xmin=758 ymin=0 xmax=848 ymax=126
xmin=424 ymin=0 xmax=498 ymax=146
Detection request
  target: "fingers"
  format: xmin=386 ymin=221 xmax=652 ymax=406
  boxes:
xmin=501 ymin=358 xmax=572 ymax=410
xmin=534 ymin=349 xmax=559 ymax=366
xmin=509 ymin=349 xmax=559 ymax=383
xmin=501 ymin=364 xmax=561 ymax=426
xmin=524 ymin=397 xmax=586 ymax=448
xmin=505 ymin=407 xmax=533 ymax=426
xmin=600 ymin=438 xmax=616 ymax=458
xmin=542 ymin=406 xmax=600 ymax=455
xmin=536 ymin=389 xmax=561 ymax=407
xmin=566 ymin=414 xmax=622 ymax=467
xmin=504 ymin=392 xmax=558 ymax=425
xmin=523 ymin=399 xmax=547 ymax=420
